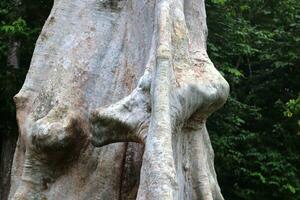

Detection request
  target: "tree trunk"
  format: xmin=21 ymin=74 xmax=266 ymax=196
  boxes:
xmin=9 ymin=0 xmax=229 ymax=199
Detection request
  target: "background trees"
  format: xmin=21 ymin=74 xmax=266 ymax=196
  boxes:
xmin=0 ymin=0 xmax=299 ymax=199
xmin=206 ymin=0 xmax=300 ymax=199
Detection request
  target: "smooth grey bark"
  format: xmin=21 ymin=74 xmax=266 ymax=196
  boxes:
xmin=9 ymin=0 xmax=229 ymax=199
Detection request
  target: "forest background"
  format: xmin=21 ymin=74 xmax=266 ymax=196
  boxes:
xmin=0 ymin=0 xmax=299 ymax=199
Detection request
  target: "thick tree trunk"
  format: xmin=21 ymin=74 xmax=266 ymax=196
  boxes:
xmin=8 ymin=0 xmax=229 ymax=199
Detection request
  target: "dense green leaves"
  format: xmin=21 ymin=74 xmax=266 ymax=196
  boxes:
xmin=206 ymin=0 xmax=300 ymax=199
xmin=285 ymin=95 xmax=300 ymax=117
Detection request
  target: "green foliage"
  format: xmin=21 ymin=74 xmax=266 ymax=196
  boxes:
xmin=206 ymin=0 xmax=300 ymax=199
xmin=211 ymin=0 xmax=226 ymax=5
xmin=0 ymin=0 xmax=53 ymax=137
xmin=284 ymin=95 xmax=300 ymax=134
xmin=1 ymin=18 xmax=28 ymax=35
xmin=285 ymin=95 xmax=300 ymax=118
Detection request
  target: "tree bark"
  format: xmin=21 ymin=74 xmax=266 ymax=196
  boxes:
xmin=8 ymin=0 xmax=229 ymax=199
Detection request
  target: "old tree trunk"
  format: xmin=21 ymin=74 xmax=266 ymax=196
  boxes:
xmin=9 ymin=0 xmax=229 ymax=199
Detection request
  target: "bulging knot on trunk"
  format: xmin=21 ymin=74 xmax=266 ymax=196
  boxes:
xmin=91 ymin=77 xmax=151 ymax=147
xmin=30 ymin=109 xmax=87 ymax=154
xmin=14 ymin=92 xmax=30 ymax=110
xmin=176 ymin=80 xmax=229 ymax=124
xmin=14 ymin=90 xmax=88 ymax=159
xmin=11 ymin=103 xmax=89 ymax=199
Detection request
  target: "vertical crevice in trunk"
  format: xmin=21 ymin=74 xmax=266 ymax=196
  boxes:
xmin=120 ymin=143 xmax=144 ymax=200
xmin=119 ymin=142 xmax=128 ymax=200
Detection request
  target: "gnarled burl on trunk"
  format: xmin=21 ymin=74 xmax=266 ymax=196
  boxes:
xmin=9 ymin=0 xmax=229 ymax=199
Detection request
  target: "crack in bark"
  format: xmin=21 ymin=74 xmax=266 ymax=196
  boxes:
xmin=119 ymin=142 xmax=128 ymax=200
